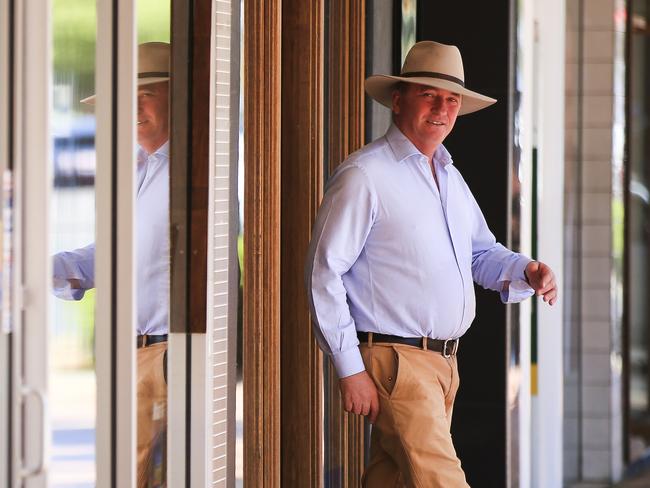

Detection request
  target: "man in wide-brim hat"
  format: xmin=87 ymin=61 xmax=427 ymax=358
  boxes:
xmin=306 ymin=40 xmax=557 ymax=486
xmin=54 ymin=41 xmax=171 ymax=488
xmin=81 ymin=41 xmax=170 ymax=104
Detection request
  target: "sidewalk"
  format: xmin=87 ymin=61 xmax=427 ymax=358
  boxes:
xmin=50 ymin=369 xmax=96 ymax=488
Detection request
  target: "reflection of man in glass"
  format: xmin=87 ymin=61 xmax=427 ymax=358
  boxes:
xmin=52 ymin=42 xmax=170 ymax=487
xmin=306 ymin=41 xmax=558 ymax=487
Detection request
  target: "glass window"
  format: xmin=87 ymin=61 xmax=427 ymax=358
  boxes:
xmin=49 ymin=2 xmax=172 ymax=486
xmin=49 ymin=2 xmax=98 ymax=485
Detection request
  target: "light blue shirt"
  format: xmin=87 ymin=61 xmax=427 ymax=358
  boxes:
xmin=53 ymin=142 xmax=170 ymax=335
xmin=305 ymin=125 xmax=534 ymax=379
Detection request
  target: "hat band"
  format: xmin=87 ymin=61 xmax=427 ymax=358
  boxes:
xmin=138 ymin=71 xmax=170 ymax=79
xmin=401 ymin=71 xmax=465 ymax=87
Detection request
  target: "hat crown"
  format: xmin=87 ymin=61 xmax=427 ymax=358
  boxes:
xmin=400 ymin=41 xmax=464 ymax=82
xmin=138 ymin=42 xmax=170 ymax=75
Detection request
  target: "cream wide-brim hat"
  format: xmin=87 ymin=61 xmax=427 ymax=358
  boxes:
xmin=365 ymin=41 xmax=496 ymax=116
xmin=81 ymin=41 xmax=170 ymax=105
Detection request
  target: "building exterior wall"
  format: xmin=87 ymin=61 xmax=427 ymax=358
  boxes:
xmin=3 ymin=0 xmax=644 ymax=485
xmin=563 ymin=0 xmax=626 ymax=484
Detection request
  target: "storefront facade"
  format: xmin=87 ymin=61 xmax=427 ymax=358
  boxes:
xmin=0 ymin=0 xmax=647 ymax=486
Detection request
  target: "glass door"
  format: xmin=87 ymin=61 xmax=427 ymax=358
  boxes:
xmin=8 ymin=0 xmax=52 ymax=486
xmin=49 ymin=1 xmax=98 ymax=485
xmin=2 ymin=0 xmax=243 ymax=485
xmin=0 ymin=0 xmax=139 ymax=486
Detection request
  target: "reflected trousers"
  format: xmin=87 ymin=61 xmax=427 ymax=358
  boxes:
xmin=137 ymin=342 xmax=168 ymax=488
xmin=360 ymin=342 xmax=470 ymax=488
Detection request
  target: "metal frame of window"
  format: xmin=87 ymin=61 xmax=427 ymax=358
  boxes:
xmin=0 ymin=0 xmax=11 ymax=480
xmin=8 ymin=0 xmax=51 ymax=485
xmin=94 ymin=0 xmax=137 ymax=485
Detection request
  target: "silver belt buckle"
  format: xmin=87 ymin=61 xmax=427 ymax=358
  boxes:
xmin=443 ymin=338 xmax=459 ymax=358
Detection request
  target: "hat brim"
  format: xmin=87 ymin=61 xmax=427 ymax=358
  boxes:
xmin=80 ymin=76 xmax=170 ymax=105
xmin=364 ymin=74 xmax=496 ymax=116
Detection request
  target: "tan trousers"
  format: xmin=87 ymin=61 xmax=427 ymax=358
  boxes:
xmin=137 ymin=342 xmax=168 ymax=488
xmin=360 ymin=342 xmax=470 ymax=488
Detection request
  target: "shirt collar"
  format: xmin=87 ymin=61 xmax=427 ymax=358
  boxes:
xmin=384 ymin=123 xmax=453 ymax=168
xmin=137 ymin=140 xmax=170 ymax=163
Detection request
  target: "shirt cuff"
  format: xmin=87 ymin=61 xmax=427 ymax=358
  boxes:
xmin=500 ymin=256 xmax=535 ymax=303
xmin=52 ymin=253 xmax=87 ymax=300
xmin=331 ymin=346 xmax=366 ymax=379
xmin=52 ymin=278 xmax=86 ymax=300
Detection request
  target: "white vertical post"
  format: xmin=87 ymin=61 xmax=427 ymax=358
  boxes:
xmin=167 ymin=333 xmax=186 ymax=487
xmin=14 ymin=0 xmax=52 ymax=486
xmin=114 ymin=4 xmax=137 ymax=485
xmin=0 ymin=0 xmax=9 ymax=478
xmin=514 ymin=1 xmax=536 ymax=486
xmin=95 ymin=0 xmax=137 ymax=486
xmin=533 ymin=0 xmax=565 ymax=486
xmin=9 ymin=0 xmax=24 ymax=484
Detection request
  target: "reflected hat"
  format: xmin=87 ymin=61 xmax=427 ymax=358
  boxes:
xmin=81 ymin=42 xmax=170 ymax=105
xmin=364 ymin=41 xmax=496 ymax=116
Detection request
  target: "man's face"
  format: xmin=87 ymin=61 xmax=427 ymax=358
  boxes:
xmin=392 ymin=83 xmax=461 ymax=153
xmin=137 ymin=81 xmax=169 ymax=153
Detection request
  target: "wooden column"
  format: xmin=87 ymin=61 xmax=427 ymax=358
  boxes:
xmin=326 ymin=1 xmax=366 ymax=486
xmin=243 ymin=0 xmax=282 ymax=486
xmin=280 ymin=0 xmax=324 ymax=486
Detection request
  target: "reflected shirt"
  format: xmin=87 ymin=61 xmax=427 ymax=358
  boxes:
xmin=53 ymin=142 xmax=170 ymax=336
xmin=305 ymin=125 xmax=534 ymax=379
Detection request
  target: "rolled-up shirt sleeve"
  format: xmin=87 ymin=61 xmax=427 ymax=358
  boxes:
xmin=305 ymin=165 xmax=376 ymax=379
xmin=52 ymin=243 xmax=96 ymax=300
xmin=466 ymin=187 xmax=534 ymax=303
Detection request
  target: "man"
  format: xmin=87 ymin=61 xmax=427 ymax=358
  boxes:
xmin=305 ymin=41 xmax=557 ymax=487
xmin=53 ymin=41 xmax=171 ymax=487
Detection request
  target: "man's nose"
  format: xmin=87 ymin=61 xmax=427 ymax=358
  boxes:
xmin=431 ymin=97 xmax=445 ymax=113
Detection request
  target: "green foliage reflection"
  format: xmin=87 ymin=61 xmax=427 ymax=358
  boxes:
xmin=53 ymin=0 xmax=170 ymax=109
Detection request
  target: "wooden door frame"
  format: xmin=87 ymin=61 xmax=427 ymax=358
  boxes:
xmin=243 ymin=1 xmax=365 ymax=486
xmin=243 ymin=1 xmax=282 ymax=486
xmin=280 ymin=0 xmax=324 ymax=487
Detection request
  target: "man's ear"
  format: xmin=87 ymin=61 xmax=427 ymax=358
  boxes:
xmin=391 ymin=90 xmax=401 ymax=115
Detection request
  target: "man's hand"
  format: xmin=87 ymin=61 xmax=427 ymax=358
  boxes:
xmin=525 ymin=261 xmax=558 ymax=305
xmin=339 ymin=370 xmax=380 ymax=423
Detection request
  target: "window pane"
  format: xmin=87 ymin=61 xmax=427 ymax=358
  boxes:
xmin=50 ymin=1 xmax=97 ymax=486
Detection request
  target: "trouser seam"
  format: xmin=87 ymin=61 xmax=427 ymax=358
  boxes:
xmin=388 ymin=398 xmax=427 ymax=488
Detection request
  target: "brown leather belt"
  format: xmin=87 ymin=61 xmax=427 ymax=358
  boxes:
xmin=357 ymin=331 xmax=459 ymax=357
xmin=136 ymin=334 xmax=168 ymax=349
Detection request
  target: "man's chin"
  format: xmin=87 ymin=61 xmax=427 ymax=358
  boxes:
xmin=423 ymin=127 xmax=447 ymax=141
xmin=137 ymin=128 xmax=149 ymax=142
